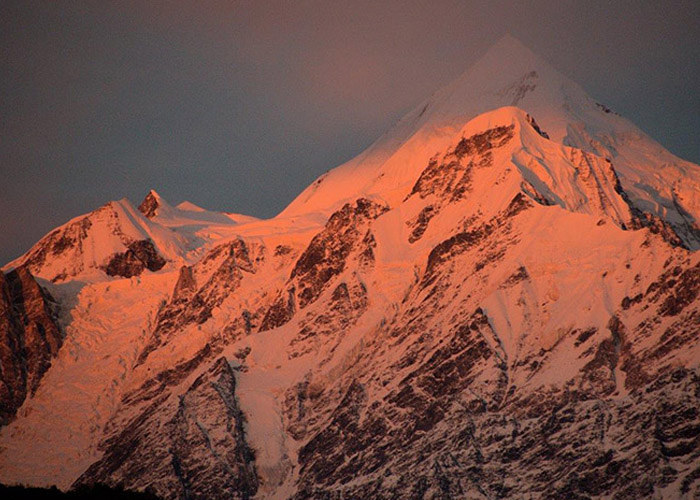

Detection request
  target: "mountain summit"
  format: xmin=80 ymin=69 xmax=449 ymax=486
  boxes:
xmin=1 ymin=37 xmax=700 ymax=499
xmin=138 ymin=189 xmax=167 ymax=219
xmin=283 ymin=35 xmax=700 ymax=248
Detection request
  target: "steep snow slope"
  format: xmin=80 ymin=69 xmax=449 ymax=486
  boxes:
xmin=282 ymin=35 xmax=700 ymax=249
xmin=0 ymin=272 xmax=175 ymax=487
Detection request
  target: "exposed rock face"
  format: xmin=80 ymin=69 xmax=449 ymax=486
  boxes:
xmin=285 ymin=213 xmax=700 ymax=499
xmin=292 ymin=368 xmax=700 ymax=500
xmin=20 ymin=215 xmax=93 ymax=282
xmin=0 ymin=267 xmax=61 ymax=425
xmin=289 ymin=277 xmax=369 ymax=359
xmin=76 ymin=357 xmax=258 ymax=500
xmin=409 ymin=125 xmax=514 ymax=203
xmin=259 ymin=198 xmax=388 ymax=332
xmin=102 ymin=239 xmax=167 ymax=278
xmin=138 ymin=239 xmax=262 ymax=364
xmin=290 ymin=198 xmax=387 ymax=309
xmin=138 ymin=191 xmax=161 ymax=219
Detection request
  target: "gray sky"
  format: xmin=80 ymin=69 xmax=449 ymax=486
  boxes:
xmin=2 ymin=0 xmax=699 ymax=265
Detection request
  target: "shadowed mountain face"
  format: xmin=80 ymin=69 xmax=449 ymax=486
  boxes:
xmin=1 ymin=37 xmax=700 ymax=499
xmin=0 ymin=267 xmax=62 ymax=425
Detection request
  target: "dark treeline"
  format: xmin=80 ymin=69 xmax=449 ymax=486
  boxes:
xmin=0 ymin=483 xmax=161 ymax=500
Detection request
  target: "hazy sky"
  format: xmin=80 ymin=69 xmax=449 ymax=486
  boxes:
xmin=2 ymin=0 xmax=699 ymax=264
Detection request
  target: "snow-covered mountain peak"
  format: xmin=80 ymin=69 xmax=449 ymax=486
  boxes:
xmin=3 ymin=36 xmax=700 ymax=499
xmin=281 ymin=36 xmax=700 ymax=249
xmin=2 ymin=198 xmax=190 ymax=282
xmin=399 ymin=106 xmax=635 ymax=232
xmin=176 ymin=200 xmax=205 ymax=212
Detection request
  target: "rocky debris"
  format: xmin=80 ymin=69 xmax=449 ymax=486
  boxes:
xmin=260 ymin=198 xmax=387 ymax=332
xmin=137 ymin=191 xmax=161 ymax=219
xmin=102 ymin=240 xmax=166 ymax=278
xmin=0 ymin=267 xmax=61 ymax=426
xmin=76 ymin=357 xmax=258 ymax=500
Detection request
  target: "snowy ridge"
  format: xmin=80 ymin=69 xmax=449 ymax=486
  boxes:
xmin=3 ymin=198 xmax=187 ymax=282
xmin=3 ymin=191 xmax=260 ymax=284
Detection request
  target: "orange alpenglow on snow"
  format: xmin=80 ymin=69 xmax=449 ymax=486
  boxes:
xmin=1 ymin=36 xmax=700 ymax=499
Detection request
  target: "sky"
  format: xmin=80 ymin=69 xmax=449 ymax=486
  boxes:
xmin=2 ymin=0 xmax=699 ymax=265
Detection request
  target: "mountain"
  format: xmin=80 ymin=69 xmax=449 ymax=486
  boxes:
xmin=1 ymin=36 xmax=699 ymax=499
xmin=1 ymin=191 xmax=257 ymax=284
xmin=283 ymin=35 xmax=700 ymax=249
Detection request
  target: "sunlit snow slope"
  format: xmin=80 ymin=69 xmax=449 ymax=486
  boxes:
xmin=283 ymin=35 xmax=700 ymax=249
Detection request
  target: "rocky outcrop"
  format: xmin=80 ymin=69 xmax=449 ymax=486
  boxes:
xmin=409 ymin=125 xmax=514 ymax=203
xmin=20 ymin=216 xmax=93 ymax=282
xmin=405 ymin=125 xmax=516 ymax=243
xmin=102 ymin=239 xmax=166 ymax=278
xmin=139 ymin=239 xmax=261 ymax=363
xmin=259 ymin=198 xmax=387 ymax=331
xmin=0 ymin=267 xmax=61 ymax=425
xmin=76 ymin=357 xmax=258 ymax=500
xmin=137 ymin=191 xmax=161 ymax=219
